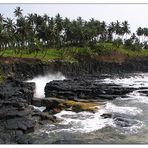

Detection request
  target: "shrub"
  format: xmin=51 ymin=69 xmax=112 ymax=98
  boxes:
xmin=113 ymin=38 xmax=123 ymax=48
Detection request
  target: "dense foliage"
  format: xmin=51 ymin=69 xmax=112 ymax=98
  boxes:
xmin=0 ymin=7 xmax=148 ymax=56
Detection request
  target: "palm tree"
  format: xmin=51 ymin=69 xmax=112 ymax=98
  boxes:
xmin=45 ymin=17 xmax=55 ymax=47
xmin=83 ymin=19 xmax=98 ymax=46
xmin=122 ymin=21 xmax=130 ymax=39
xmin=43 ymin=14 xmax=50 ymax=25
xmin=143 ymin=28 xmax=148 ymax=41
xmin=3 ymin=18 xmax=16 ymax=48
xmin=131 ymin=33 xmax=136 ymax=40
xmin=26 ymin=14 xmax=36 ymax=50
xmin=0 ymin=32 xmax=9 ymax=54
xmin=27 ymin=13 xmax=34 ymax=26
xmin=3 ymin=18 xmax=15 ymax=32
xmin=0 ymin=23 xmax=4 ymax=49
xmin=100 ymin=21 xmax=107 ymax=42
xmin=0 ymin=13 xmax=5 ymax=50
xmin=136 ymin=27 xmax=144 ymax=42
xmin=14 ymin=7 xmax=23 ymax=18
xmin=108 ymin=22 xmax=115 ymax=41
xmin=54 ymin=13 xmax=63 ymax=48
xmin=115 ymin=20 xmax=121 ymax=39
xmin=77 ymin=17 xmax=84 ymax=26
xmin=0 ymin=13 xmax=4 ymax=23
xmin=16 ymin=16 xmax=33 ymax=56
xmin=63 ymin=17 xmax=71 ymax=46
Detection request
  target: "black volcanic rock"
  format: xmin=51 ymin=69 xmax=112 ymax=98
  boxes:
xmin=0 ymin=77 xmax=56 ymax=143
xmin=101 ymin=113 xmax=112 ymax=119
xmin=45 ymin=79 xmax=136 ymax=100
xmin=5 ymin=117 xmax=35 ymax=132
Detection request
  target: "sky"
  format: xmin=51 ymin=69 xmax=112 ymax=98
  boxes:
xmin=0 ymin=4 xmax=148 ymax=33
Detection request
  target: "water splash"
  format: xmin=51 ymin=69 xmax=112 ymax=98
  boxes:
xmin=51 ymin=109 xmax=116 ymax=133
xmin=116 ymin=90 xmax=148 ymax=104
xmin=103 ymin=102 xmax=143 ymax=116
xmin=46 ymin=102 xmax=142 ymax=134
xmin=121 ymin=120 xmax=144 ymax=134
xmin=27 ymin=72 xmax=66 ymax=98
xmin=101 ymin=73 xmax=148 ymax=88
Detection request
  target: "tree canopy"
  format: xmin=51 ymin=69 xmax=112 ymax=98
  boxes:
xmin=0 ymin=7 xmax=148 ymax=54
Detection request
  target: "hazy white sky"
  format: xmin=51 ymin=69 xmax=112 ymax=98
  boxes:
xmin=0 ymin=4 xmax=148 ymax=32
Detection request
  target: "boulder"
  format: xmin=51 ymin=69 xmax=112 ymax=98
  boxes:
xmin=101 ymin=113 xmax=112 ymax=119
xmin=113 ymin=115 xmax=139 ymax=128
xmin=40 ymin=112 xmax=56 ymax=122
xmin=0 ymin=77 xmax=35 ymax=106
xmin=5 ymin=117 xmax=35 ymax=133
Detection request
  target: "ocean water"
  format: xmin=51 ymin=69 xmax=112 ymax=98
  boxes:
xmin=27 ymin=73 xmax=148 ymax=144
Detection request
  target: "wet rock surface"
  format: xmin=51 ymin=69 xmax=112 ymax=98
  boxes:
xmin=0 ymin=75 xmax=145 ymax=144
xmin=32 ymin=97 xmax=101 ymax=114
xmin=101 ymin=113 xmax=113 ymax=119
xmin=0 ymin=77 xmax=56 ymax=144
xmin=45 ymin=79 xmax=136 ymax=100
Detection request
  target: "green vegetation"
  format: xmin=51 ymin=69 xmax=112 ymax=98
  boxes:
xmin=92 ymin=42 xmax=148 ymax=57
xmin=0 ymin=72 xmax=5 ymax=82
xmin=0 ymin=7 xmax=148 ymax=63
xmin=0 ymin=48 xmax=62 ymax=61
xmin=1 ymin=44 xmax=148 ymax=63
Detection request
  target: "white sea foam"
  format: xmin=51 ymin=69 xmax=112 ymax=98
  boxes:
xmin=33 ymin=106 xmax=46 ymax=112
xmin=54 ymin=109 xmax=116 ymax=133
xmin=101 ymin=73 xmax=148 ymax=104
xmin=50 ymin=102 xmax=142 ymax=134
xmin=101 ymin=73 xmax=148 ymax=88
xmin=118 ymin=90 xmax=148 ymax=104
xmin=122 ymin=120 xmax=144 ymax=134
xmin=102 ymin=102 xmax=143 ymax=116
xmin=27 ymin=72 xmax=66 ymax=98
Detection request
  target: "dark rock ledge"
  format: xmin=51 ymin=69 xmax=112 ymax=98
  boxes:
xmin=45 ymin=79 xmax=137 ymax=100
xmin=0 ymin=77 xmax=56 ymax=144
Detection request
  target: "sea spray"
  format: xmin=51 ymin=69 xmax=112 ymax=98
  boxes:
xmin=52 ymin=102 xmax=142 ymax=134
xmin=101 ymin=73 xmax=148 ymax=88
xmin=52 ymin=109 xmax=116 ymax=133
xmin=103 ymin=102 xmax=143 ymax=116
xmin=27 ymin=72 xmax=66 ymax=98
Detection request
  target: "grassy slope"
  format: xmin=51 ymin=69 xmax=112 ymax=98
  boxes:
xmin=0 ymin=43 xmax=148 ymax=63
xmin=0 ymin=49 xmax=62 ymax=61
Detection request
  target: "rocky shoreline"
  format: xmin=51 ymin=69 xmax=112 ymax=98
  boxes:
xmin=0 ymin=56 xmax=148 ymax=143
xmin=0 ymin=77 xmax=58 ymax=143
xmin=0 ymin=76 xmax=144 ymax=143
xmin=1 ymin=56 xmax=148 ymax=80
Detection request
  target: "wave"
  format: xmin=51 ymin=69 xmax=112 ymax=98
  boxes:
xmin=101 ymin=73 xmax=148 ymax=88
xmin=116 ymin=89 xmax=148 ymax=104
xmin=50 ymin=102 xmax=143 ymax=134
xmin=27 ymin=72 xmax=66 ymax=98
xmin=102 ymin=102 xmax=143 ymax=116
xmin=53 ymin=109 xmax=116 ymax=133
